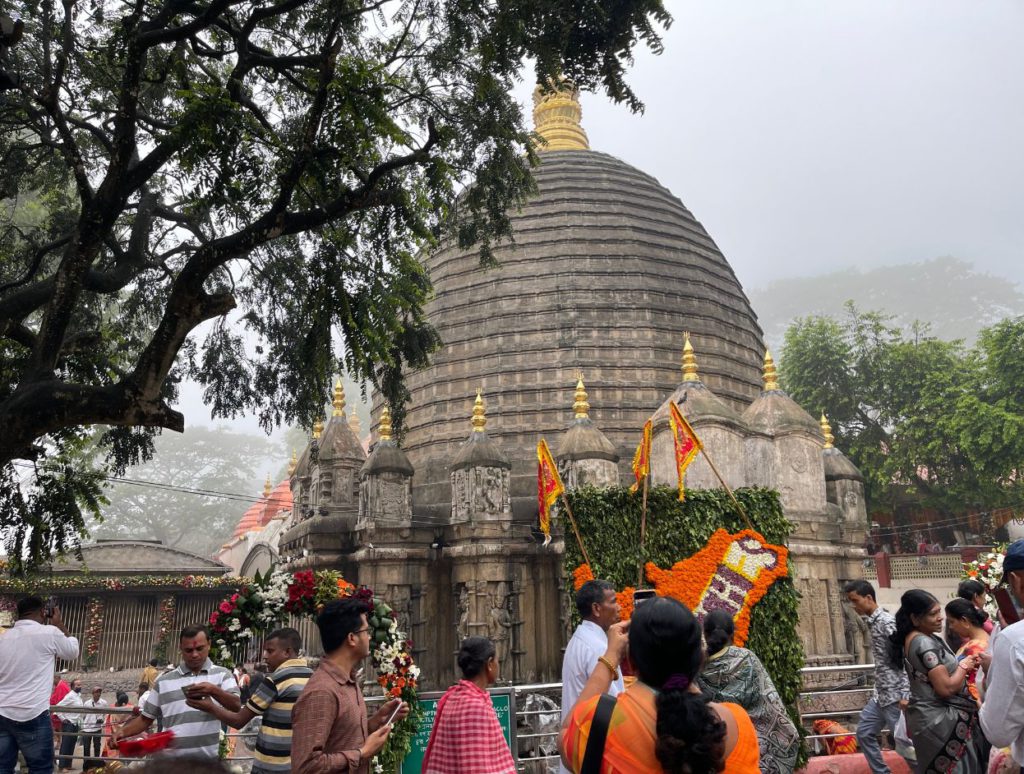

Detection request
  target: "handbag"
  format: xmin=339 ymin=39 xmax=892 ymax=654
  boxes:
xmin=580 ymin=694 xmax=617 ymax=774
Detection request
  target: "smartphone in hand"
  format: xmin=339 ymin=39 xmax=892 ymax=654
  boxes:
xmin=384 ymin=701 xmax=403 ymax=726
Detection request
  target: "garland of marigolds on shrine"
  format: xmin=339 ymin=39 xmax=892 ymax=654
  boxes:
xmin=562 ymin=485 xmax=807 ymax=766
xmin=207 ymin=568 xmax=421 ymax=774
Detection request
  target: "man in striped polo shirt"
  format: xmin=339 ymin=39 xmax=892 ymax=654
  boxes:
xmin=112 ymin=624 xmax=240 ymax=758
xmin=186 ymin=627 xmax=312 ymax=773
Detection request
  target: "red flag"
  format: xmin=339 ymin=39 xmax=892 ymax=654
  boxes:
xmin=537 ymin=439 xmax=564 ymax=546
xmin=669 ymin=401 xmax=702 ymax=501
xmin=629 ymin=419 xmax=653 ymax=494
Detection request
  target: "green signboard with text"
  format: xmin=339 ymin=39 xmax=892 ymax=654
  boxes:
xmin=400 ymin=688 xmax=515 ymax=774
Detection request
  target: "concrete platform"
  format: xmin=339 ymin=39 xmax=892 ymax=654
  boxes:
xmin=798 ymin=750 xmax=913 ymax=773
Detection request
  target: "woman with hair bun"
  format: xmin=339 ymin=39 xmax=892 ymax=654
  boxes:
xmin=944 ymin=598 xmax=990 ymax=705
xmin=698 ymin=610 xmax=799 ymax=773
xmin=421 ymin=636 xmax=516 ymax=774
xmin=956 ymin=579 xmax=996 ymax=634
xmin=889 ymin=589 xmax=982 ymax=773
xmin=560 ymin=597 xmax=759 ymax=773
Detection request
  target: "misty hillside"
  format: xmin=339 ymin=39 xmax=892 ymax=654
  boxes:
xmin=749 ymin=257 xmax=1024 ymax=351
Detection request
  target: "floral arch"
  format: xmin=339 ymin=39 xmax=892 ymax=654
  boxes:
xmin=207 ymin=568 xmax=420 ymax=772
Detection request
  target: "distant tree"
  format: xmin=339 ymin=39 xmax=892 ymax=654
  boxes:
xmin=0 ymin=0 xmax=670 ymax=571
xmin=93 ymin=427 xmax=273 ymax=556
xmin=753 ymin=257 xmax=1024 ymax=350
xmin=780 ymin=306 xmax=1024 ymax=518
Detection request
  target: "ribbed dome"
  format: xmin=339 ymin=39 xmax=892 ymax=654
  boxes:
xmin=396 ymin=150 xmax=765 ymax=521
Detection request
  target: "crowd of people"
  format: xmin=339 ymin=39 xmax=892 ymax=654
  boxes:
xmin=7 ymin=540 xmax=1024 ymax=773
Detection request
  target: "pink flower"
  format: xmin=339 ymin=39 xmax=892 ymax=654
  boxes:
xmin=219 ymin=601 xmax=233 ymax=614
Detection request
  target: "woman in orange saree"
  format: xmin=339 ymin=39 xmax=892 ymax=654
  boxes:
xmin=945 ymin=598 xmax=990 ymax=705
xmin=561 ymin=597 xmax=759 ymax=774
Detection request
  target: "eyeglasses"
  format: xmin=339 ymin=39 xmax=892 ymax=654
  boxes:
xmin=353 ymin=627 xmax=370 ymax=635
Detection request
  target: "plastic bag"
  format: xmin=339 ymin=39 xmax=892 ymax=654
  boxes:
xmin=894 ymin=711 xmax=913 ymax=747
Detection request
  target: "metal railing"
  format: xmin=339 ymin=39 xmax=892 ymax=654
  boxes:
xmin=49 ymin=664 xmax=881 ymax=772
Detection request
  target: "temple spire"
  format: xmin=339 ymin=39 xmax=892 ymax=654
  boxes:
xmin=681 ymin=332 xmax=700 ymax=383
xmin=349 ymin=413 xmax=361 ymax=436
xmin=763 ymin=350 xmax=780 ymax=391
xmin=263 ymin=474 xmax=272 ymax=498
xmin=332 ymin=378 xmax=346 ymax=416
xmin=287 ymin=449 xmax=298 ymax=477
xmin=573 ymin=374 xmax=591 ymax=419
xmin=471 ymin=390 xmax=487 ymax=433
xmin=532 ymin=79 xmax=590 ymax=152
xmin=820 ymin=412 xmax=835 ymax=449
xmin=379 ymin=406 xmax=393 ymax=442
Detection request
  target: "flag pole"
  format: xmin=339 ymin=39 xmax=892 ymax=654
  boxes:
xmin=637 ymin=473 xmax=649 ymax=587
xmin=559 ymin=493 xmax=592 ymax=568
xmin=699 ymin=447 xmax=756 ymax=532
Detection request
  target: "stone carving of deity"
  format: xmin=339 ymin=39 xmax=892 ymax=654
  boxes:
xmin=488 ymin=588 xmax=513 ymax=673
xmin=456 ymin=586 xmax=469 ymax=641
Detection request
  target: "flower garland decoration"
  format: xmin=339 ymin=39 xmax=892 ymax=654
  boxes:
xmin=572 ymin=528 xmax=788 ymax=646
xmin=83 ymin=596 xmax=105 ymax=667
xmin=962 ymin=545 xmax=1006 ymax=620
xmin=154 ymin=597 xmax=177 ymax=662
xmin=0 ymin=573 xmax=242 ymax=593
xmin=206 ymin=568 xmax=421 ymax=773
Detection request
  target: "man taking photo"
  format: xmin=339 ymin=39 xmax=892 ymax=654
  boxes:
xmin=0 ymin=596 xmax=79 ymax=774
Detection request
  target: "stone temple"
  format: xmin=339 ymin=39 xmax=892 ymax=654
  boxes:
xmin=246 ymin=83 xmax=869 ymax=689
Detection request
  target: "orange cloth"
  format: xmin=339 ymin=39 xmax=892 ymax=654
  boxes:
xmin=812 ymin=719 xmax=858 ymax=755
xmin=956 ymin=637 xmax=988 ymax=704
xmin=562 ymin=685 xmax=759 ymax=773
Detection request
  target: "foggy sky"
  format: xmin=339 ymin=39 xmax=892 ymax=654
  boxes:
xmin=181 ymin=0 xmax=1024 ymax=437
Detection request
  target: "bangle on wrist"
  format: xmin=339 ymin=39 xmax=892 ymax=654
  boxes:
xmin=597 ymin=656 xmax=620 ymax=681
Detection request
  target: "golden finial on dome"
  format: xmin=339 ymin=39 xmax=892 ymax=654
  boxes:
xmin=763 ymin=350 xmax=780 ymax=391
xmin=379 ymin=406 xmax=392 ymax=442
xmin=287 ymin=449 xmax=297 ymax=477
xmin=532 ymin=78 xmax=590 ymax=152
xmin=573 ymin=373 xmax=590 ymax=419
xmin=820 ymin=412 xmax=835 ymax=449
xmin=263 ymin=474 xmax=272 ymax=498
xmin=681 ymin=332 xmax=700 ymax=382
xmin=471 ymin=390 xmax=487 ymax=432
xmin=332 ymin=378 xmax=346 ymax=417
xmin=312 ymin=417 xmax=324 ymax=440
xmin=349 ymin=413 xmax=361 ymax=436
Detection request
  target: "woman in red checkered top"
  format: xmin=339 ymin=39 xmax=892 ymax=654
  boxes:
xmin=421 ymin=636 xmax=517 ymax=774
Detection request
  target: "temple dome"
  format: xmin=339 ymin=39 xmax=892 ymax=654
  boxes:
xmin=394 ymin=143 xmax=765 ymax=520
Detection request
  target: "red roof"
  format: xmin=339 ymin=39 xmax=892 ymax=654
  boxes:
xmin=230 ymin=479 xmax=293 ymax=538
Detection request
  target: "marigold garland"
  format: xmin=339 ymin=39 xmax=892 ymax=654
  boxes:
xmin=645 ymin=528 xmax=788 ymax=646
xmin=154 ymin=596 xmax=177 ymax=662
xmin=83 ymin=596 xmax=105 ymax=667
xmin=571 ymin=528 xmax=788 ymax=646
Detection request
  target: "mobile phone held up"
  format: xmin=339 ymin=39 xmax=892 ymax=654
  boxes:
xmin=632 ymin=589 xmax=657 ymax=608
xmin=43 ymin=597 xmax=56 ymax=619
xmin=384 ymin=701 xmax=403 ymax=726
xmin=994 ymin=587 xmax=1021 ymax=625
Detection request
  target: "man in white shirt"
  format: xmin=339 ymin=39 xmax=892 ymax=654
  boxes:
xmin=80 ymin=686 xmax=108 ymax=767
xmin=54 ymin=679 xmax=83 ymax=771
xmin=980 ymin=539 xmax=1024 ymax=764
xmin=0 ymin=596 xmax=80 ymax=774
xmin=560 ymin=579 xmax=624 ymax=774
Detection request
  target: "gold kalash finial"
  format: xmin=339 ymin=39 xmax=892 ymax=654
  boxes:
xmin=820 ymin=412 xmax=835 ymax=449
xmin=312 ymin=417 xmax=324 ymax=440
xmin=349 ymin=413 xmax=361 ymax=436
xmin=471 ymin=390 xmax=487 ymax=433
xmin=287 ymin=449 xmax=298 ymax=477
xmin=681 ymin=332 xmax=700 ymax=383
xmin=332 ymin=379 xmax=346 ymax=417
xmin=263 ymin=474 xmax=272 ymax=499
xmin=762 ymin=350 xmax=780 ymax=391
xmin=532 ymin=78 xmax=590 ymax=152
xmin=573 ymin=374 xmax=590 ymax=420
xmin=378 ymin=406 xmax=393 ymax=443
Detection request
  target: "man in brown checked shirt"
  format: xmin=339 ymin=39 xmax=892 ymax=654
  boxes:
xmin=291 ymin=598 xmax=409 ymax=773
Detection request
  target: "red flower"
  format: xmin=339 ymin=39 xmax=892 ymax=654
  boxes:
xmin=219 ymin=601 xmax=233 ymax=614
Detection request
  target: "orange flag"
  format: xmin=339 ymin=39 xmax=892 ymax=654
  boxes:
xmin=629 ymin=419 xmax=653 ymax=494
xmin=669 ymin=401 xmax=702 ymax=501
xmin=537 ymin=439 xmax=564 ymax=546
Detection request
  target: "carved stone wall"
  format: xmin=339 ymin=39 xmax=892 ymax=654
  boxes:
xmin=557 ymin=458 xmax=619 ymax=490
xmin=450 ymin=466 xmax=512 ymax=523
